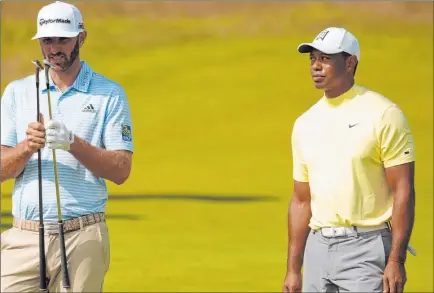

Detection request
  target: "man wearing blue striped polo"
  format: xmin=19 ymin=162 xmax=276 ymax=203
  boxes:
xmin=1 ymin=1 xmax=133 ymax=292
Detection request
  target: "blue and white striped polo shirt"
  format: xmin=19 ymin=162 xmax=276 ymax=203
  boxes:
xmin=1 ymin=61 xmax=134 ymax=221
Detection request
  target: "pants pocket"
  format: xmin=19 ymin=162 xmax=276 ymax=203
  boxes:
xmin=379 ymin=230 xmax=392 ymax=267
xmin=97 ymin=222 xmax=110 ymax=272
xmin=0 ymin=229 xmax=12 ymax=250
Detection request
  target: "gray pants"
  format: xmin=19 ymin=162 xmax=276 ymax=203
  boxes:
xmin=302 ymin=227 xmax=392 ymax=292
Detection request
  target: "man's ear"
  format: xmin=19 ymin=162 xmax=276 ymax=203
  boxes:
xmin=346 ymin=55 xmax=357 ymax=74
xmin=78 ymin=31 xmax=87 ymax=48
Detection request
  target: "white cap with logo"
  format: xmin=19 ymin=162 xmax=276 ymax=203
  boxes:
xmin=297 ymin=27 xmax=360 ymax=61
xmin=32 ymin=1 xmax=84 ymax=40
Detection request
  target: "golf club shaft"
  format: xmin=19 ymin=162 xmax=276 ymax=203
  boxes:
xmin=35 ymin=65 xmax=47 ymax=292
xmin=386 ymin=221 xmax=417 ymax=256
xmin=44 ymin=66 xmax=70 ymax=289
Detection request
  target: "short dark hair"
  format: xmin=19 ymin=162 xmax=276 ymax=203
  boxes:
xmin=342 ymin=52 xmax=358 ymax=76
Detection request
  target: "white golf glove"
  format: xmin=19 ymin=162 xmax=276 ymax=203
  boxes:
xmin=45 ymin=120 xmax=74 ymax=151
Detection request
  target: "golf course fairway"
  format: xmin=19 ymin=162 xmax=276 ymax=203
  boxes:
xmin=1 ymin=2 xmax=432 ymax=292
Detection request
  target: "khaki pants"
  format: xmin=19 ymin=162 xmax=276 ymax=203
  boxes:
xmin=1 ymin=221 xmax=110 ymax=292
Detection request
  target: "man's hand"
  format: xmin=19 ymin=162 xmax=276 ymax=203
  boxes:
xmin=24 ymin=113 xmax=46 ymax=154
xmin=383 ymin=260 xmax=406 ymax=293
xmin=45 ymin=119 xmax=74 ymax=151
xmin=282 ymin=271 xmax=302 ymax=293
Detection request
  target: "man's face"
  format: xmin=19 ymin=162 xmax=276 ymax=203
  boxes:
xmin=309 ymin=49 xmax=354 ymax=91
xmin=39 ymin=34 xmax=83 ymax=72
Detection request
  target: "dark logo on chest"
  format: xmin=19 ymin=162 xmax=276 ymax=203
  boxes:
xmin=82 ymin=104 xmax=96 ymax=113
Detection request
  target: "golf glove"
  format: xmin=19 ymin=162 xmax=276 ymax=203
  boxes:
xmin=45 ymin=120 xmax=74 ymax=151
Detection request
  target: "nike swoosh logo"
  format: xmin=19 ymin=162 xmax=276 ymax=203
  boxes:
xmin=349 ymin=123 xmax=359 ymax=128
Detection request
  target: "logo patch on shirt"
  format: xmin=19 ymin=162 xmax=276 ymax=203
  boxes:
xmin=122 ymin=124 xmax=132 ymax=142
xmin=82 ymin=104 xmax=96 ymax=113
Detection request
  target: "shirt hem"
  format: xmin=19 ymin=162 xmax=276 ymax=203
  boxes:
xmin=0 ymin=141 xmax=17 ymax=147
xmin=293 ymin=176 xmax=309 ymax=183
xmin=384 ymin=157 xmax=415 ymax=168
xmin=104 ymin=145 xmax=134 ymax=152
xmin=309 ymin=215 xmax=393 ymax=230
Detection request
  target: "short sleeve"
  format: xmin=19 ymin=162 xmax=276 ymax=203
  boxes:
xmin=102 ymin=86 xmax=134 ymax=152
xmin=379 ymin=105 xmax=415 ymax=168
xmin=291 ymin=119 xmax=309 ymax=182
xmin=1 ymin=82 xmax=18 ymax=147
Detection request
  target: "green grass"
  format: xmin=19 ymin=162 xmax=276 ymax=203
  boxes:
xmin=1 ymin=2 xmax=432 ymax=292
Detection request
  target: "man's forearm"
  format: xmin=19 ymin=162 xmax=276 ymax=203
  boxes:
xmin=287 ymin=195 xmax=312 ymax=273
xmin=389 ymin=189 xmax=415 ymax=263
xmin=0 ymin=142 xmax=33 ymax=182
xmin=68 ymin=135 xmax=131 ymax=185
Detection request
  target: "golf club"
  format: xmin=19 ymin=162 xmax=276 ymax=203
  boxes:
xmin=32 ymin=59 xmax=48 ymax=292
xmin=408 ymin=243 xmax=417 ymax=256
xmin=42 ymin=59 xmax=71 ymax=289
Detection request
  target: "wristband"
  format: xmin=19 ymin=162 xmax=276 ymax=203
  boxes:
xmin=388 ymin=258 xmax=405 ymax=265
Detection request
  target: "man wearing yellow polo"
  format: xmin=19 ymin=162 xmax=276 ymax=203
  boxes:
xmin=282 ymin=27 xmax=416 ymax=293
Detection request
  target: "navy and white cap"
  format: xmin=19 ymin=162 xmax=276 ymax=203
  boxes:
xmin=298 ymin=27 xmax=361 ymax=61
xmin=32 ymin=1 xmax=85 ymax=40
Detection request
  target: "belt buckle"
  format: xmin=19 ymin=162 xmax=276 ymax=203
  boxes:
xmin=332 ymin=227 xmax=342 ymax=237
xmin=332 ymin=227 xmax=347 ymax=237
xmin=321 ymin=228 xmax=335 ymax=238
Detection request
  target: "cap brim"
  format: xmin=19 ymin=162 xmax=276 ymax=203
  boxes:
xmin=32 ymin=30 xmax=80 ymax=40
xmin=297 ymin=42 xmax=343 ymax=55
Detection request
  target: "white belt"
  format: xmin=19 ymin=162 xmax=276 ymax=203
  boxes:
xmin=318 ymin=223 xmax=418 ymax=256
xmin=319 ymin=223 xmax=388 ymax=238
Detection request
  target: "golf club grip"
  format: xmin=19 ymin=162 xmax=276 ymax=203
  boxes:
xmin=46 ymin=81 xmax=53 ymax=119
xmin=58 ymin=222 xmax=70 ymax=288
xmin=39 ymin=226 xmax=47 ymax=291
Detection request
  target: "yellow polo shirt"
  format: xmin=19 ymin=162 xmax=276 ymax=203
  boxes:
xmin=292 ymin=84 xmax=415 ymax=230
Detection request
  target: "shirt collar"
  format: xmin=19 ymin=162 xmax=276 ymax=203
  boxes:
xmin=42 ymin=61 xmax=93 ymax=93
xmin=322 ymin=84 xmax=364 ymax=107
xmin=71 ymin=61 xmax=93 ymax=92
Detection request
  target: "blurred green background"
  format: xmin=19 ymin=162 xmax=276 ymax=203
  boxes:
xmin=1 ymin=1 xmax=432 ymax=292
